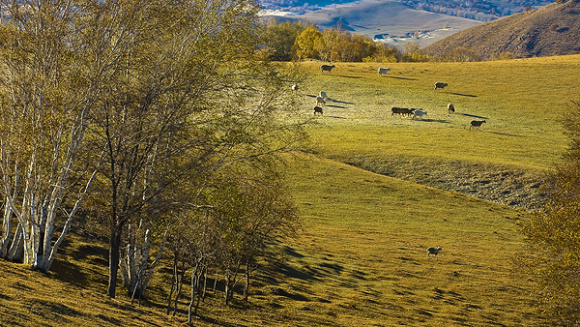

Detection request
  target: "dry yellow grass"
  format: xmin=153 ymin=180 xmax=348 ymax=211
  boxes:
xmin=0 ymin=154 xmax=546 ymax=326
xmin=3 ymin=55 xmax=578 ymax=326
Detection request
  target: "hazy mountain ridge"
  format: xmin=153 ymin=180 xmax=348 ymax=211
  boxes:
xmin=259 ymin=0 xmax=355 ymax=14
xmin=423 ymin=0 xmax=580 ymax=59
xmin=259 ymin=0 xmax=552 ymax=21
xmin=401 ymin=0 xmax=551 ymax=21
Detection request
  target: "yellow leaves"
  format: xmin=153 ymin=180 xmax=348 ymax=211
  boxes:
xmin=293 ymin=27 xmax=324 ymax=60
xmin=519 ymin=101 xmax=580 ymax=324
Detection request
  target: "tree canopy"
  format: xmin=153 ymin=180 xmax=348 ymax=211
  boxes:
xmin=261 ymin=21 xmax=432 ymax=62
xmin=0 ymin=0 xmax=308 ymax=308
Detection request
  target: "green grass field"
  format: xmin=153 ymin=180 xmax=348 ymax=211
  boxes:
xmin=296 ymin=57 xmax=578 ymax=170
xmin=2 ymin=55 xmax=579 ymax=326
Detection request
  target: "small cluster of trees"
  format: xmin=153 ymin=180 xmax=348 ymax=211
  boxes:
xmin=0 ymin=0 xmax=307 ymax=321
xmin=260 ymin=19 xmax=428 ymax=63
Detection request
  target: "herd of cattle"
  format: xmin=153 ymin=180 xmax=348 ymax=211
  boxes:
xmin=297 ymin=64 xmax=487 ymax=130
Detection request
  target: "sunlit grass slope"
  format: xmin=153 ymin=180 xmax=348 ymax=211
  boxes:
xmin=273 ymin=154 xmax=543 ymax=326
xmin=293 ymin=55 xmax=580 ymax=170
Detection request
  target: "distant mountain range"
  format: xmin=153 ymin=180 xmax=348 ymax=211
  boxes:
xmin=423 ymin=0 xmax=580 ymax=59
xmin=258 ymin=0 xmax=553 ymax=49
xmin=259 ymin=0 xmax=552 ymax=21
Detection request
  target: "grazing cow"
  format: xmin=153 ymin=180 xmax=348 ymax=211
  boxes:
xmin=447 ymin=103 xmax=455 ymax=113
xmin=412 ymin=109 xmax=427 ymax=120
xmin=470 ymin=120 xmax=486 ymax=130
xmin=313 ymin=106 xmax=323 ymax=115
xmin=378 ymin=67 xmax=391 ymax=76
xmin=320 ymin=64 xmax=336 ymax=74
xmin=316 ymin=96 xmax=326 ymax=107
xmin=391 ymin=107 xmax=415 ymax=117
xmin=291 ymin=84 xmax=299 ymax=93
xmin=319 ymin=90 xmax=328 ymax=99
xmin=427 ymin=246 xmax=442 ymax=259
xmin=434 ymin=82 xmax=448 ymax=92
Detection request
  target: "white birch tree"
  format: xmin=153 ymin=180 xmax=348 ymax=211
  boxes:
xmin=0 ymin=0 xmax=106 ymax=272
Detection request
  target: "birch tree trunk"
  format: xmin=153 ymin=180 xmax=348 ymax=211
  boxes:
xmin=0 ymin=196 xmax=14 ymax=257
xmin=166 ymin=256 xmax=179 ymax=315
xmin=187 ymin=260 xmax=201 ymax=324
xmin=123 ymin=227 xmax=167 ymax=299
xmin=173 ymin=263 xmax=187 ymax=316
xmin=7 ymin=223 xmax=24 ymax=261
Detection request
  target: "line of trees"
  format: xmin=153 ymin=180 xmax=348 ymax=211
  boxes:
xmin=0 ymin=0 xmax=308 ymax=319
xmin=261 ymin=19 xmax=518 ymax=63
xmin=260 ymin=19 xmax=429 ymax=62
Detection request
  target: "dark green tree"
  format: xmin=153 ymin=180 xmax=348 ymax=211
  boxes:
xmin=261 ymin=20 xmax=305 ymax=61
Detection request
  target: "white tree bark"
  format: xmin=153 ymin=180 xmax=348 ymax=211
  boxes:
xmin=0 ymin=0 xmax=105 ymax=272
xmin=121 ymin=225 xmax=168 ymax=299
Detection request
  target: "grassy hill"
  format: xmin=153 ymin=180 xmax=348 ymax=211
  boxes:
xmin=0 ymin=157 xmax=543 ymax=327
xmin=293 ymin=55 xmax=578 ymax=208
xmin=423 ymin=0 xmax=580 ymax=59
xmin=2 ymin=55 xmax=579 ymax=326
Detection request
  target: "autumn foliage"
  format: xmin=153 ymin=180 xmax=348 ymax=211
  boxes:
xmin=261 ymin=21 xmax=428 ymax=62
xmin=519 ymin=101 xmax=580 ymax=325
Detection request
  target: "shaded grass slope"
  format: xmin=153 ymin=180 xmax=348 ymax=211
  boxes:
xmin=282 ymin=154 xmax=545 ymax=326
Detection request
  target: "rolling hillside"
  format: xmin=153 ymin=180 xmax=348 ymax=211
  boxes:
xmin=423 ymin=0 xmax=580 ymax=59
xmin=290 ymin=56 xmax=579 ymax=211
xmin=2 ymin=55 xmax=579 ymax=326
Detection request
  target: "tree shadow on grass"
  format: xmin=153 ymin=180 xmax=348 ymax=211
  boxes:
xmin=319 ymin=262 xmax=344 ymax=273
xmin=96 ymin=314 xmax=123 ymax=326
xmin=51 ymin=259 xmax=89 ymax=289
xmin=72 ymin=244 xmax=109 ymax=261
xmin=283 ymin=245 xmax=304 ymax=259
xmin=29 ymin=300 xmax=81 ymax=324
xmin=273 ymin=262 xmax=319 ymax=282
